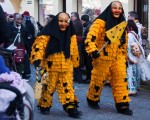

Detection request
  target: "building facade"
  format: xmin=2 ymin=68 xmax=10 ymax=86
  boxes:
xmin=0 ymin=0 xmax=149 ymax=40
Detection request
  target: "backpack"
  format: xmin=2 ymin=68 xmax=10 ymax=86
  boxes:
xmin=13 ymin=43 xmax=26 ymax=63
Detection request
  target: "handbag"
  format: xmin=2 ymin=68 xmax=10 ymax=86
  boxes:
xmin=34 ymin=67 xmax=48 ymax=99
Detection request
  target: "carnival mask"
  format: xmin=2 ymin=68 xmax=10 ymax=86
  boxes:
xmin=111 ymin=1 xmax=123 ymax=18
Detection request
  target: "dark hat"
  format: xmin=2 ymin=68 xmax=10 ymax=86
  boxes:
xmin=81 ymin=15 xmax=89 ymax=22
xmin=23 ymin=11 xmax=30 ymax=16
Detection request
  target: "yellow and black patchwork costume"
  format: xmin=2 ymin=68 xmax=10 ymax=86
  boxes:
xmin=30 ymin=12 xmax=82 ymax=117
xmin=85 ymin=2 xmax=133 ymax=115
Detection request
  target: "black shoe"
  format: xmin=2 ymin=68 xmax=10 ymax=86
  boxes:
xmin=39 ymin=107 xmax=50 ymax=115
xmin=67 ymin=108 xmax=82 ymax=118
xmin=117 ymin=108 xmax=133 ymax=115
xmin=116 ymin=102 xmax=133 ymax=116
xmin=87 ymin=98 xmax=100 ymax=109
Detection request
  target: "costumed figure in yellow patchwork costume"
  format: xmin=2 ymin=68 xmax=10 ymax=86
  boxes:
xmin=85 ymin=1 xmax=133 ymax=115
xmin=30 ymin=12 xmax=82 ymax=118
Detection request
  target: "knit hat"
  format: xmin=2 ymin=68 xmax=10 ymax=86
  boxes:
xmin=23 ymin=11 xmax=30 ymax=16
xmin=0 ymin=55 xmax=10 ymax=74
xmin=81 ymin=15 xmax=89 ymax=22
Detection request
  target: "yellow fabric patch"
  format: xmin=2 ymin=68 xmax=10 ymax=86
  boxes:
xmin=105 ymin=21 xmax=127 ymax=44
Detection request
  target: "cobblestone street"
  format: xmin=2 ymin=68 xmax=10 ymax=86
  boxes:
xmin=28 ymin=65 xmax=150 ymax=120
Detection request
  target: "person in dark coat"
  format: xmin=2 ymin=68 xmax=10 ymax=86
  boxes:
xmin=9 ymin=13 xmax=31 ymax=79
xmin=0 ymin=5 xmax=11 ymax=45
xmin=80 ymin=14 xmax=92 ymax=84
xmin=71 ymin=12 xmax=83 ymax=83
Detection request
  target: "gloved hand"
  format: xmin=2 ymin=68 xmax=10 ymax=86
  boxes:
xmin=91 ymin=50 xmax=100 ymax=59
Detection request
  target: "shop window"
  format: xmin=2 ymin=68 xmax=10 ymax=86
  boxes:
xmin=39 ymin=0 xmax=53 ymax=25
xmin=137 ymin=0 xmax=148 ymax=28
xmin=82 ymin=0 xmax=101 ymax=21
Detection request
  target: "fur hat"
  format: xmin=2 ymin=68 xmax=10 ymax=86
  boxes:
xmin=81 ymin=15 xmax=89 ymax=22
xmin=0 ymin=55 xmax=10 ymax=74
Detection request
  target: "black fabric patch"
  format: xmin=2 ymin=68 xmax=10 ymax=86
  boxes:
xmin=85 ymin=42 xmax=88 ymax=47
xmin=43 ymin=84 xmax=48 ymax=90
xmin=65 ymin=89 xmax=69 ymax=93
xmin=47 ymin=61 xmax=52 ymax=68
xmin=94 ymin=95 xmax=99 ymax=98
xmin=63 ymin=82 xmax=67 ymax=87
xmin=123 ymin=96 xmax=126 ymax=100
xmin=32 ymin=55 xmax=35 ymax=59
xmin=124 ymin=78 xmax=127 ymax=82
xmin=66 ymin=98 xmax=70 ymax=101
xmin=33 ymin=45 xmax=36 ymax=48
xmin=103 ymin=48 xmax=108 ymax=56
xmin=127 ymin=86 xmax=128 ymax=90
xmin=126 ymin=61 xmax=128 ymax=67
xmin=43 ymin=99 xmax=47 ymax=102
xmin=94 ymin=85 xmax=100 ymax=92
xmin=91 ymin=36 xmax=96 ymax=42
xmin=35 ymin=48 xmax=39 ymax=52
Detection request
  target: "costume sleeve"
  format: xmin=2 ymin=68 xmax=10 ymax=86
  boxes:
xmin=70 ymin=35 xmax=80 ymax=68
xmin=84 ymin=19 xmax=105 ymax=55
xmin=30 ymin=35 xmax=50 ymax=66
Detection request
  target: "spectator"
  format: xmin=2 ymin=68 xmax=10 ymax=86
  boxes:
xmin=128 ymin=11 xmax=143 ymax=46
xmin=80 ymin=14 xmax=92 ymax=84
xmin=127 ymin=20 xmax=145 ymax=96
xmin=9 ymin=13 xmax=31 ymax=79
xmin=71 ymin=12 xmax=84 ymax=83
xmin=0 ymin=5 xmax=11 ymax=45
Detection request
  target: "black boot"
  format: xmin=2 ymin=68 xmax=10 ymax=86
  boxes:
xmin=116 ymin=102 xmax=133 ymax=115
xmin=38 ymin=107 xmax=50 ymax=115
xmin=87 ymin=97 xmax=100 ymax=109
xmin=67 ymin=108 xmax=82 ymax=118
xmin=63 ymin=102 xmax=82 ymax=118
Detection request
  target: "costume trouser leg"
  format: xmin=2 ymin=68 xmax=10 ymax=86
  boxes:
xmin=38 ymin=71 xmax=58 ymax=108
xmin=110 ymin=55 xmax=130 ymax=103
xmin=38 ymin=67 xmax=78 ymax=110
xmin=87 ymin=60 xmax=112 ymax=102
xmin=87 ymin=56 xmax=130 ymax=103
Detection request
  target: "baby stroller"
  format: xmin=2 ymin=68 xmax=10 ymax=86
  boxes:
xmin=0 ymin=49 xmax=34 ymax=120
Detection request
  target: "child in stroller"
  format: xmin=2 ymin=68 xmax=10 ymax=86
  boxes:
xmin=0 ymin=55 xmax=34 ymax=120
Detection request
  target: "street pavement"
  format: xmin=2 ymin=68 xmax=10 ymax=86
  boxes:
xmin=28 ymin=65 xmax=150 ymax=120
